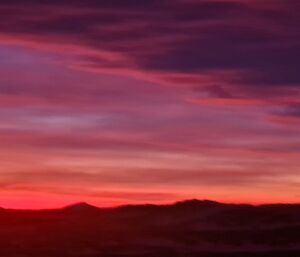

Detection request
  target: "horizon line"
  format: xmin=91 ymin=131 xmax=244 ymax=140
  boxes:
xmin=2 ymin=198 xmax=300 ymax=211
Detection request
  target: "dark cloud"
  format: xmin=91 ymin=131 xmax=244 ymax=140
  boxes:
xmin=0 ymin=0 xmax=164 ymax=9
xmin=166 ymin=1 xmax=251 ymax=22
xmin=1 ymin=0 xmax=299 ymax=95
xmin=276 ymin=104 xmax=300 ymax=118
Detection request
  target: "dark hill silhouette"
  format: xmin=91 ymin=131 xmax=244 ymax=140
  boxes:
xmin=63 ymin=202 xmax=100 ymax=212
xmin=0 ymin=199 xmax=300 ymax=257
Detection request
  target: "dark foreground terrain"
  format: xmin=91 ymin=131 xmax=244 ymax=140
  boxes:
xmin=0 ymin=200 xmax=300 ymax=257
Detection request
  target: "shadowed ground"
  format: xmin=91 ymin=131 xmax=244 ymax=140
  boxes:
xmin=0 ymin=200 xmax=300 ymax=257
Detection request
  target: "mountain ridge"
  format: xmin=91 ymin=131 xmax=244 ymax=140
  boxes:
xmin=0 ymin=199 xmax=299 ymax=256
xmin=1 ymin=199 xmax=300 ymax=212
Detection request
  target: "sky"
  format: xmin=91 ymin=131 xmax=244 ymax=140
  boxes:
xmin=0 ymin=0 xmax=299 ymax=209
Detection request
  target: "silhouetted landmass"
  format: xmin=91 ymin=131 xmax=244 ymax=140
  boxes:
xmin=0 ymin=199 xmax=300 ymax=256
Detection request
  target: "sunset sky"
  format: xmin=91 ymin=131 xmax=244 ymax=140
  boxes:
xmin=0 ymin=0 xmax=299 ymax=209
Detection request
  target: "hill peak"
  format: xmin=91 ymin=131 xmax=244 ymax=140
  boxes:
xmin=174 ymin=199 xmax=220 ymax=206
xmin=64 ymin=202 xmax=99 ymax=211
